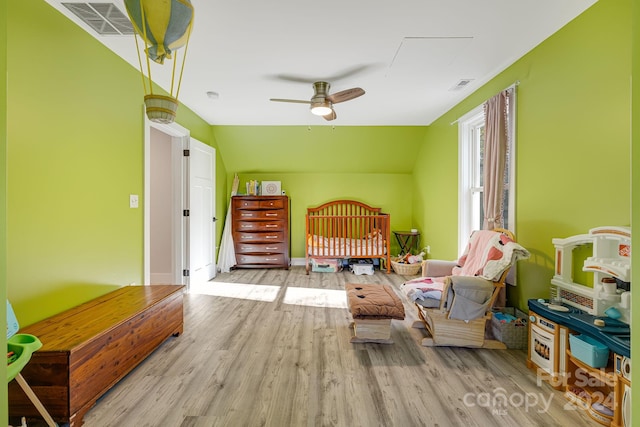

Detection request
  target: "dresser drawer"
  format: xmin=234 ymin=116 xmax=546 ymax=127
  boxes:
xmin=237 ymin=254 xmax=286 ymax=265
xmin=234 ymin=198 xmax=284 ymax=210
xmin=234 ymin=199 xmax=260 ymax=209
xmin=236 ymin=242 xmax=286 ymax=254
xmin=235 ymin=231 xmax=285 ymax=243
xmin=260 ymin=199 xmax=284 ymax=209
xmin=235 ymin=221 xmax=285 ymax=232
xmin=235 ymin=210 xmax=285 ymax=220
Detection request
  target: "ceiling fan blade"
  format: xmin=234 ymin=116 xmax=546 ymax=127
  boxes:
xmin=323 ymin=110 xmax=337 ymax=121
xmin=326 ymin=64 xmax=377 ymax=81
xmin=269 ymin=64 xmax=379 ymax=84
xmin=270 ymin=98 xmax=311 ymax=104
xmin=270 ymin=74 xmax=320 ymax=84
xmin=327 ymin=87 xmax=365 ymax=104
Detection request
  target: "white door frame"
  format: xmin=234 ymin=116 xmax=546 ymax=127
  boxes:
xmin=144 ymin=118 xmax=190 ymax=286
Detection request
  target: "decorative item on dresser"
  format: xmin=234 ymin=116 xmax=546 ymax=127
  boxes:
xmin=232 ymin=195 xmax=290 ymax=269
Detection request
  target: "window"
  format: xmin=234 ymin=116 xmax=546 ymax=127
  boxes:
xmin=457 ymin=89 xmax=516 ymax=254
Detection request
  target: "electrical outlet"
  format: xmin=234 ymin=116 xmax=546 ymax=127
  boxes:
xmin=130 ymin=194 xmax=139 ymax=208
xmin=426 ymin=245 xmax=431 ymax=254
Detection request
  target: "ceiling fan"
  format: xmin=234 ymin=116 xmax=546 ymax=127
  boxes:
xmin=270 ymin=81 xmax=365 ymax=121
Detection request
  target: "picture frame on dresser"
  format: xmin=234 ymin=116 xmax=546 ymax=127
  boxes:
xmin=231 ymin=195 xmax=290 ymax=269
xmin=261 ymin=181 xmax=282 ymax=196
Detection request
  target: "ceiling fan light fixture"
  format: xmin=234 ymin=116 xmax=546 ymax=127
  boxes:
xmin=310 ymin=101 xmax=332 ymax=116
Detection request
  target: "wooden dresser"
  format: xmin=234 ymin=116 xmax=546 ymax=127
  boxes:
xmin=232 ymin=195 xmax=290 ymax=269
xmin=8 ymin=285 xmax=184 ymax=426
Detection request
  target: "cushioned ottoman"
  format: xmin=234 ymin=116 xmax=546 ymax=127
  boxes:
xmin=345 ymin=283 xmax=405 ymax=344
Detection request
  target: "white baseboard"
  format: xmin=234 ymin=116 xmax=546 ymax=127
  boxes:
xmin=291 ymin=257 xmax=307 ymax=266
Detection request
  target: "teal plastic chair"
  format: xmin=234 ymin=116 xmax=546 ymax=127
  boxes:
xmin=7 ymin=301 xmax=58 ymax=427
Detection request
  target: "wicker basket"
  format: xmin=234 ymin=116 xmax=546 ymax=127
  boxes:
xmin=391 ymin=260 xmax=422 ymax=275
xmin=144 ymin=94 xmax=179 ymax=124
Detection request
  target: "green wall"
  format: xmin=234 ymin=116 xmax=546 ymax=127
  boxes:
xmin=234 ymin=172 xmax=414 ymax=258
xmin=411 ymin=125 xmax=459 ymax=259
xmin=213 ymin=126 xmax=426 ymax=173
xmin=413 ymin=0 xmax=631 ymax=309
xmin=1 ymin=0 xmax=7 ymax=421
xmin=214 ymin=126 xmax=427 ymax=257
xmin=6 ymin=0 xmax=224 ymax=327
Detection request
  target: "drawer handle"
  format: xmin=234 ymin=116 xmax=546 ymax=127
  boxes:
xmin=265 ymin=257 xmax=279 ymax=261
xmin=241 ymin=213 xmax=253 ymax=217
xmin=241 ymin=236 xmax=254 ymax=239
xmin=265 ymin=224 xmax=278 ymax=228
xmin=241 ymin=224 xmax=253 ymax=228
xmin=265 ymin=247 xmax=278 ymax=250
xmin=265 ymin=213 xmax=278 ymax=217
xmin=266 ymin=236 xmax=277 ymax=239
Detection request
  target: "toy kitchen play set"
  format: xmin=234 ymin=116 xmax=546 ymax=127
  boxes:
xmin=527 ymin=226 xmax=631 ymax=427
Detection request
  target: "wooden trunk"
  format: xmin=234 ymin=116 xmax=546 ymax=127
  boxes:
xmin=8 ymin=285 xmax=185 ymax=426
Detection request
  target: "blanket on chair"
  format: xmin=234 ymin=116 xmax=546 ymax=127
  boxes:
xmin=401 ymin=277 xmax=447 ymax=303
xmin=454 ymin=230 xmax=530 ymax=281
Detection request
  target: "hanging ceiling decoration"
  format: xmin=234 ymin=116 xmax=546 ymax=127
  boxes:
xmin=124 ymin=0 xmax=194 ymax=124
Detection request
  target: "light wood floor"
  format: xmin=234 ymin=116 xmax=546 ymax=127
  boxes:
xmin=79 ymin=267 xmax=598 ymax=427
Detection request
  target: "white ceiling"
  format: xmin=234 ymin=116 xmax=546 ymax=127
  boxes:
xmin=45 ymin=0 xmax=597 ymax=126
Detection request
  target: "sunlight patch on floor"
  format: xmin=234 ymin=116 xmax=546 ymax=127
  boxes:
xmin=283 ymin=287 xmax=348 ymax=309
xmin=190 ymin=281 xmax=280 ymax=302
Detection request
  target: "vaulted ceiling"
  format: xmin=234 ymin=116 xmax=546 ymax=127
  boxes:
xmin=45 ymin=0 xmax=597 ymax=126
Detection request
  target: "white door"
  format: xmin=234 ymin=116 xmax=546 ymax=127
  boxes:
xmin=187 ymin=138 xmax=216 ymax=284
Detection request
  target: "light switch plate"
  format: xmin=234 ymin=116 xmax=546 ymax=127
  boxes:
xmin=130 ymin=194 xmax=139 ymax=208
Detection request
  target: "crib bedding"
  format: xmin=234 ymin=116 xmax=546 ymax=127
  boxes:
xmin=307 ymin=233 xmax=387 ymax=257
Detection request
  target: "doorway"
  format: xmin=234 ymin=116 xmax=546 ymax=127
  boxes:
xmin=144 ymin=121 xmax=216 ymax=290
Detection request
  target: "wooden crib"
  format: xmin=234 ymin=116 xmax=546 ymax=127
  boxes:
xmin=306 ymin=200 xmax=391 ymax=274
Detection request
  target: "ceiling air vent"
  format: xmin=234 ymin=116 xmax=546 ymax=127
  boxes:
xmin=449 ymin=79 xmax=474 ymax=91
xmin=62 ymin=3 xmax=134 ymax=36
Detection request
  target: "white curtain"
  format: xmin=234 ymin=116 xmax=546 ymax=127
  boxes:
xmin=217 ymin=174 xmax=239 ymax=273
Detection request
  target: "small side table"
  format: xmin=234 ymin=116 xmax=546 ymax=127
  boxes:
xmin=393 ymin=230 xmax=420 ymax=255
